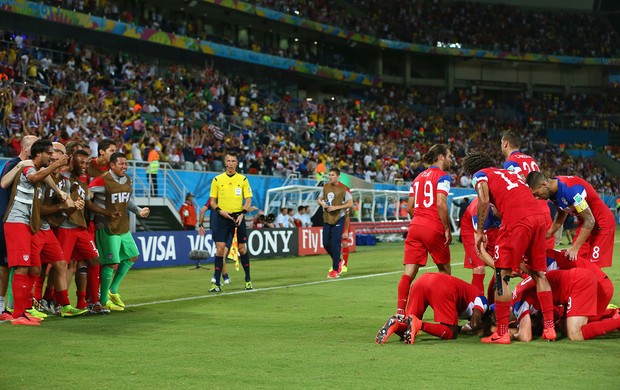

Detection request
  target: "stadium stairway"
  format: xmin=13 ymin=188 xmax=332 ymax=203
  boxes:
xmin=134 ymin=200 xmax=183 ymax=232
xmin=129 ymin=162 xmax=186 ymax=232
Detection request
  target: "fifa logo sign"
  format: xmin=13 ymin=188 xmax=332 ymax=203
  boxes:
xmin=111 ymin=192 xmax=131 ymax=204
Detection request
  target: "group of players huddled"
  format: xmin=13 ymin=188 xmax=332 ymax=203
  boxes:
xmin=0 ymin=137 xmax=149 ymax=326
xmin=376 ymin=130 xmax=618 ymax=344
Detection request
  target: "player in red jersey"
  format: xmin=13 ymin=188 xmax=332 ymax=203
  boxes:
xmin=396 ymin=144 xmax=452 ymax=318
xmin=501 ymin=130 xmax=554 ymax=249
xmin=460 ymin=198 xmax=501 ymax=295
xmin=509 ymin=269 xmax=620 ymax=341
xmin=526 ymin=172 xmax=616 ymax=268
xmin=462 ymin=151 xmax=555 ymax=343
xmin=545 ymin=248 xmax=614 ymax=321
xmin=376 ymin=273 xmax=488 ymax=344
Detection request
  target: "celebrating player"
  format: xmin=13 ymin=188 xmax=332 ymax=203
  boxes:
xmin=395 ymin=144 xmax=452 ymax=318
xmin=526 ymin=172 xmax=616 ymax=267
xmin=462 ymin=151 xmax=555 ymax=344
xmin=376 ymin=273 xmax=489 ymax=345
xmin=501 ymin=130 xmax=554 ymax=249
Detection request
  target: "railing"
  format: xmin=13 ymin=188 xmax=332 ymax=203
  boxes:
xmin=545 ymin=113 xmax=620 ymax=131
xmin=126 ymin=161 xmax=188 ymax=207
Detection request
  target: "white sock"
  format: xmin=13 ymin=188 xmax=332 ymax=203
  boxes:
xmin=0 ymin=296 xmax=5 ymax=313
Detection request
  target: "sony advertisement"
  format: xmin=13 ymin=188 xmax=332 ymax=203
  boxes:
xmin=133 ymin=227 xmax=355 ymax=268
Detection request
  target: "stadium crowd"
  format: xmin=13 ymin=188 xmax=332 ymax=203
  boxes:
xmin=45 ymin=0 xmax=619 ymax=70
xmin=260 ymin=0 xmax=618 ymax=57
xmin=1 ymin=28 xmax=619 ymax=195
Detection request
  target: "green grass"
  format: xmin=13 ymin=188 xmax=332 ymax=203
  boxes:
xmin=2 ymin=229 xmax=620 ymax=389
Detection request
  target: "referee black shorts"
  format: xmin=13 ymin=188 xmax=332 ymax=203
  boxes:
xmin=211 ymin=211 xmax=248 ymax=245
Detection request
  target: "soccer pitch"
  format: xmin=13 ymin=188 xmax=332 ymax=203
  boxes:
xmin=2 ymin=229 xmax=620 ymax=389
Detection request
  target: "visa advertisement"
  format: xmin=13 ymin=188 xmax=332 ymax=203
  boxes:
xmin=132 ymin=227 xmax=354 ymax=268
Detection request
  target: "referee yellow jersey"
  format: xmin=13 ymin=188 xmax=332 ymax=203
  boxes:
xmin=210 ymin=172 xmax=253 ymax=212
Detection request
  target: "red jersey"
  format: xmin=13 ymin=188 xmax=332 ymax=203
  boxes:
xmin=409 ymin=166 xmax=451 ymax=233
xmin=504 ymin=151 xmax=553 ymax=246
xmin=472 ymin=167 xmax=541 ymax=227
xmin=546 ymin=248 xmax=608 ymax=284
xmin=85 ymin=158 xmax=109 ymax=184
xmin=503 ymin=150 xmax=540 ymax=178
xmin=460 ymin=198 xmax=501 ymax=268
xmin=407 ymin=273 xmax=487 ymax=324
xmin=512 ymin=269 xmax=597 ymax=320
xmin=552 ymin=176 xmax=616 ymax=231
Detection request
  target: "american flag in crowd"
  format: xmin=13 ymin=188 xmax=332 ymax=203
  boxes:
xmin=98 ymin=89 xmax=107 ymax=105
xmin=15 ymin=94 xmax=30 ymax=107
xmin=208 ymin=124 xmax=225 ymax=140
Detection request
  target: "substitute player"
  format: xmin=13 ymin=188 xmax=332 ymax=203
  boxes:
xmin=1 ymin=140 xmax=83 ymax=325
xmin=89 ymin=152 xmax=150 ymax=311
xmin=526 ymin=172 xmax=616 ymax=268
xmin=59 ymin=150 xmax=119 ymax=314
xmin=83 ymin=138 xmax=117 ymax=304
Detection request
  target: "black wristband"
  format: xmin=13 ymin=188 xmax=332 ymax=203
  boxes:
xmin=241 ymin=209 xmax=248 ymax=214
xmin=215 ymin=207 xmax=221 ymax=213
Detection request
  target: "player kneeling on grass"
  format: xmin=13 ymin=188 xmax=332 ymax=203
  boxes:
xmin=546 ymin=248 xmax=617 ymax=322
xmin=376 ymin=273 xmax=489 ymax=345
xmin=478 ymin=242 xmax=620 ymax=341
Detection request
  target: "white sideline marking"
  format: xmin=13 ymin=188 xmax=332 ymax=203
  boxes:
xmin=127 ymin=262 xmax=464 ymax=308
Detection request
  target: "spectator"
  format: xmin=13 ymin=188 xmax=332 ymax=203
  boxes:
xmin=194 ymin=156 xmax=208 ymax=171
xmin=275 ymin=207 xmax=290 ymax=228
xmin=179 ymin=193 xmax=197 ymax=230
xmin=147 ymin=144 xmax=160 ymax=197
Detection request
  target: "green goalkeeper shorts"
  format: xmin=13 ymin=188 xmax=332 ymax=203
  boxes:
xmin=96 ymin=229 xmax=140 ymax=265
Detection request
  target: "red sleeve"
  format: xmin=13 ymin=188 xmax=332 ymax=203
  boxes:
xmin=88 ymin=176 xmax=105 ymax=188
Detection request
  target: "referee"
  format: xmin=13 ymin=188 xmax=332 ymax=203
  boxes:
xmin=199 ymin=151 xmax=253 ymax=292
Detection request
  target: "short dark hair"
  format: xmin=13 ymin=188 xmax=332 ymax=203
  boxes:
xmin=501 ymin=130 xmax=521 ymax=149
xmin=462 ymin=152 xmax=495 ymax=175
xmin=65 ymin=140 xmax=81 ymax=156
xmin=526 ymin=171 xmax=548 ymax=189
xmin=73 ymin=149 xmax=90 ymax=160
xmin=423 ymin=144 xmax=449 ymax=165
xmin=98 ymin=139 xmax=116 ymax=156
xmin=30 ymin=139 xmax=52 ymax=159
xmin=226 ymin=151 xmax=238 ymax=159
xmin=329 ymin=167 xmax=340 ymax=175
xmin=109 ymin=152 xmax=127 ymax=164
xmin=298 ymin=205 xmax=304 ymax=212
